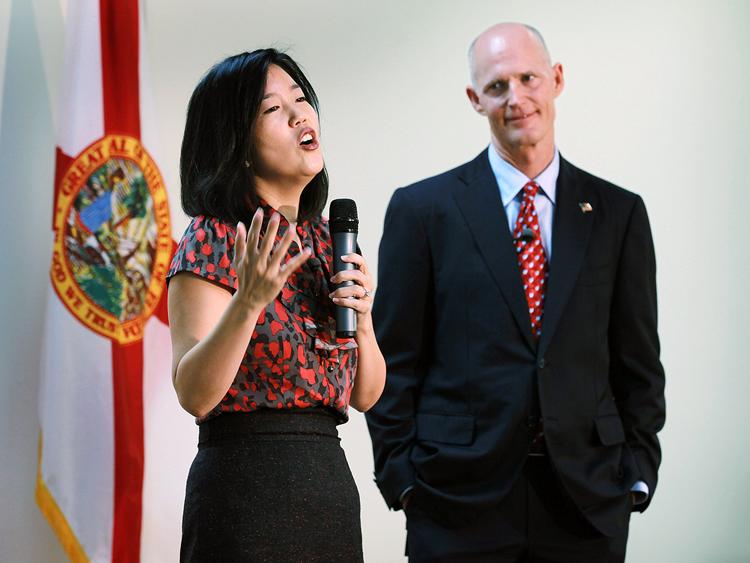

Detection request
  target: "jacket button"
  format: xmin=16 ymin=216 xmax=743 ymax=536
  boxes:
xmin=327 ymin=365 xmax=335 ymax=372
xmin=538 ymin=358 xmax=546 ymax=369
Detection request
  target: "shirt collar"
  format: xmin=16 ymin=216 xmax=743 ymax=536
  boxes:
xmin=487 ymin=145 xmax=560 ymax=207
xmin=254 ymin=198 xmax=318 ymax=255
xmin=256 ymin=197 xmax=315 ymax=230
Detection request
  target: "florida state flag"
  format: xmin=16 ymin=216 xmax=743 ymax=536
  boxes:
xmin=37 ymin=1 xmax=190 ymax=560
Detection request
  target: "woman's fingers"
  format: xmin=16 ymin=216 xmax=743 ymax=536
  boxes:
xmin=247 ymin=207 xmax=264 ymax=254
xmin=331 ymin=269 xmax=369 ymax=286
xmin=268 ymin=223 xmax=297 ymax=271
xmin=280 ymin=246 xmax=312 ymax=279
xmin=259 ymin=212 xmax=280 ymax=259
xmin=233 ymin=210 xmax=314 ymax=310
xmin=340 ymin=253 xmax=367 ymax=272
xmin=329 ymin=284 xmax=371 ymax=301
xmin=331 ymin=292 xmax=371 ymax=313
xmin=235 ymin=221 xmax=247 ymax=262
xmin=340 ymin=253 xmax=371 ymax=281
xmin=331 ymin=253 xmax=374 ymax=289
xmin=329 ymin=251 xmax=374 ymax=317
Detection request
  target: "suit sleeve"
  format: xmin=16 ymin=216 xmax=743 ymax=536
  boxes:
xmin=609 ymin=195 xmax=666 ymax=512
xmin=365 ymin=187 xmax=433 ymax=510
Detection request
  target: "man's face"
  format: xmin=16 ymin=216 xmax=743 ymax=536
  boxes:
xmin=467 ymin=28 xmax=564 ymax=153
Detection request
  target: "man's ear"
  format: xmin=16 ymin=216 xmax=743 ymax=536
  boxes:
xmin=466 ymin=86 xmax=486 ymax=115
xmin=552 ymin=62 xmax=565 ymax=98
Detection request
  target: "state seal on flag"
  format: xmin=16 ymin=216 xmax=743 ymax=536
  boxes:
xmin=51 ymin=134 xmax=172 ymax=344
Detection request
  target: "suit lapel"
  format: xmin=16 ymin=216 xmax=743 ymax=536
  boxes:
xmin=538 ymin=157 xmax=594 ymax=356
xmin=452 ymin=151 xmax=536 ymax=350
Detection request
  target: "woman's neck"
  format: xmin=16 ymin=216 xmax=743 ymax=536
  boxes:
xmin=255 ymin=182 xmax=302 ymax=223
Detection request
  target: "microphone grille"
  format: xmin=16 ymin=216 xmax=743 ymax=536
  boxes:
xmin=329 ymin=198 xmax=358 ymax=221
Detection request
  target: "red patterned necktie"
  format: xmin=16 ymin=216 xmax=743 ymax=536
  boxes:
xmin=513 ymin=181 xmax=549 ymax=339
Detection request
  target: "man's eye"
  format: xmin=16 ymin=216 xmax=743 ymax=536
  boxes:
xmin=263 ymin=105 xmax=280 ymax=114
xmin=522 ymin=74 xmax=536 ymax=83
xmin=489 ymin=81 xmax=507 ymax=92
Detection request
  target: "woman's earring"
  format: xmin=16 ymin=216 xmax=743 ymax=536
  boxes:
xmin=244 ymin=160 xmax=250 ymax=168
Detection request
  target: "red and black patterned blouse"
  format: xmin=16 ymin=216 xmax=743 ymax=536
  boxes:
xmin=167 ymin=201 xmax=358 ymax=423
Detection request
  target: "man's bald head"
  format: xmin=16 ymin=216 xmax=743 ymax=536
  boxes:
xmin=464 ymin=22 xmax=564 ymax=172
xmin=468 ymin=23 xmax=551 ymax=86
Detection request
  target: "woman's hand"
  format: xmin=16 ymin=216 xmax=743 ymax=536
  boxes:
xmin=331 ymin=252 xmax=385 ymax=411
xmin=234 ymin=208 xmax=312 ymax=311
xmin=329 ymin=253 xmax=375 ymax=335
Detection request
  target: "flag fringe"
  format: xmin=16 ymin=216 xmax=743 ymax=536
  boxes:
xmin=36 ymin=434 xmax=90 ymax=563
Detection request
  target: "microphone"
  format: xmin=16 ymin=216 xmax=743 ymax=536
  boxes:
xmin=329 ymin=199 xmax=358 ymax=338
xmin=515 ymin=227 xmax=535 ymax=243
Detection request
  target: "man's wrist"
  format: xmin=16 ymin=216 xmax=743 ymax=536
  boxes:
xmin=630 ymin=480 xmax=649 ymax=505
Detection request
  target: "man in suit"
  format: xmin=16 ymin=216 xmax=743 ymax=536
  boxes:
xmin=365 ymin=22 xmax=665 ymax=562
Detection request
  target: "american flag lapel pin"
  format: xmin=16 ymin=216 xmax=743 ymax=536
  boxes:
xmin=579 ymin=202 xmax=593 ymax=213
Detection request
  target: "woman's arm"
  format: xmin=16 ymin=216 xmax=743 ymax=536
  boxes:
xmin=330 ymin=253 xmax=386 ymax=412
xmin=169 ymin=210 xmax=311 ymax=418
xmin=349 ymin=316 xmax=386 ymax=412
xmin=168 ymin=276 xmax=262 ymax=418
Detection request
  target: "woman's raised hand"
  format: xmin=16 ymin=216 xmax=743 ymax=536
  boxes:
xmin=233 ymin=208 xmax=312 ymax=311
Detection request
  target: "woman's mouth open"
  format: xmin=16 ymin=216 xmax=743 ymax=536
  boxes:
xmin=299 ymin=129 xmax=319 ymax=150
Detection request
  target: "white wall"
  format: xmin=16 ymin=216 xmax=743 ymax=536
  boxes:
xmin=1 ymin=0 xmax=748 ymax=561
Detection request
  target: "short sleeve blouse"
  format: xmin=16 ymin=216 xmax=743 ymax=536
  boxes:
xmin=167 ymin=202 xmax=358 ymax=423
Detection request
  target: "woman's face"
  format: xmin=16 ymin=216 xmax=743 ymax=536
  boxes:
xmin=252 ymin=64 xmax=324 ymax=188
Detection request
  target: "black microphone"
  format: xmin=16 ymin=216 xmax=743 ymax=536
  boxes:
xmin=515 ymin=227 xmax=535 ymax=243
xmin=329 ymin=199 xmax=358 ymax=338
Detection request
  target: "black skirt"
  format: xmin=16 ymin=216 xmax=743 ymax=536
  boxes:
xmin=180 ymin=409 xmax=363 ymax=562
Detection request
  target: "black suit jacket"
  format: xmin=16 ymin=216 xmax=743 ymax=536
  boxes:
xmin=365 ymin=150 xmax=665 ymax=537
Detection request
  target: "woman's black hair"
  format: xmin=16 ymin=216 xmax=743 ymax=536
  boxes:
xmin=179 ymin=49 xmax=328 ymax=224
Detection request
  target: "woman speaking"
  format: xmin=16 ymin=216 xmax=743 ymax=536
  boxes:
xmin=167 ymin=49 xmax=385 ymax=562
